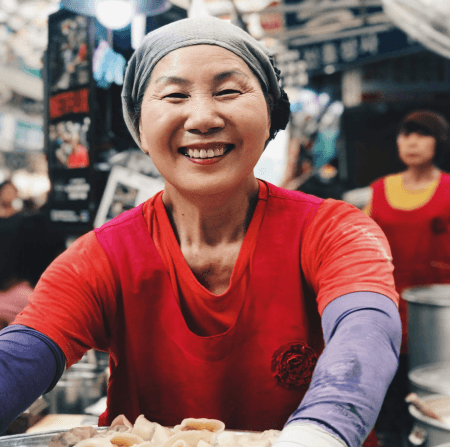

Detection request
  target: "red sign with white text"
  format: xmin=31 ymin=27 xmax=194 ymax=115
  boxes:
xmin=49 ymin=88 xmax=90 ymax=120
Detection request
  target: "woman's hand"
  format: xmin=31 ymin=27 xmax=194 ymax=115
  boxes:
xmin=272 ymin=423 xmax=347 ymax=447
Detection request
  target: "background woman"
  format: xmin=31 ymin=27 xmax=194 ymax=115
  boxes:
xmin=365 ymin=109 xmax=450 ymax=442
xmin=0 ymin=17 xmax=401 ymax=447
xmin=0 ymin=180 xmax=19 ymax=218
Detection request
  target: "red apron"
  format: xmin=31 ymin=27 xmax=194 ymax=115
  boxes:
xmin=95 ymin=186 xmax=378 ymax=446
xmin=371 ymin=173 xmax=450 ymax=352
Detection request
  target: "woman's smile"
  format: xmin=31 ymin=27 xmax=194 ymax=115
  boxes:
xmin=179 ymin=143 xmax=235 ymax=163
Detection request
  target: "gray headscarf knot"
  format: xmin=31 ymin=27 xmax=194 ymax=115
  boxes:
xmin=121 ymin=16 xmax=283 ymax=149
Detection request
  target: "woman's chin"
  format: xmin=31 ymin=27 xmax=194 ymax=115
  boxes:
xmin=165 ymin=174 xmax=256 ymax=200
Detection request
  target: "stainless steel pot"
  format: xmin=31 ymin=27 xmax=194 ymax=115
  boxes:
xmin=408 ymin=395 xmax=450 ymax=446
xmin=44 ymin=363 xmax=105 ymax=414
xmin=409 ymin=362 xmax=450 ymax=396
xmin=403 ymin=285 xmax=450 ymax=370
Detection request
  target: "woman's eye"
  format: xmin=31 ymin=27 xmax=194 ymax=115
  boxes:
xmin=164 ymin=93 xmax=188 ymax=99
xmin=216 ymin=89 xmax=240 ymax=96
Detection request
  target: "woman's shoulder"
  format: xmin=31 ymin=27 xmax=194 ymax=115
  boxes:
xmin=370 ymin=173 xmax=401 ymax=189
xmin=264 ymin=181 xmax=323 ymax=206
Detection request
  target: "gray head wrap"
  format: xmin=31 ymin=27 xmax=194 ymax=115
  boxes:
xmin=121 ymin=16 xmax=283 ymax=149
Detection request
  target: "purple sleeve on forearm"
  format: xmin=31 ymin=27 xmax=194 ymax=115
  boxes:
xmin=286 ymin=292 xmax=401 ymax=447
xmin=0 ymin=324 xmax=66 ymax=435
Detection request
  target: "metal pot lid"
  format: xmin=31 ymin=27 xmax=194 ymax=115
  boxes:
xmin=409 ymin=362 xmax=450 ymax=395
xmin=402 ymin=285 xmax=450 ymax=306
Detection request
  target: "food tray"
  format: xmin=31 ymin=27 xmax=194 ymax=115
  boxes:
xmin=0 ymin=427 xmax=107 ymax=447
xmin=0 ymin=428 xmax=255 ymax=447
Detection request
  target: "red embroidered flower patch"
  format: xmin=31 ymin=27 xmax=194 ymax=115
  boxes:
xmin=271 ymin=341 xmax=318 ymax=389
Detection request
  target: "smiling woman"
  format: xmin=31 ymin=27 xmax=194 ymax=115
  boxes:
xmin=1 ymin=16 xmax=401 ymax=447
xmin=138 ymin=45 xmax=271 ymax=197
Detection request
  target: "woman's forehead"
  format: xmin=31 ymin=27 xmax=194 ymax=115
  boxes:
xmin=150 ymin=45 xmax=254 ymax=78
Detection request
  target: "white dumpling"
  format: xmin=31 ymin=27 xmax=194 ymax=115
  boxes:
xmin=174 ymin=419 xmax=225 ymax=434
xmin=132 ymin=415 xmax=157 ymax=441
xmin=109 ymin=432 xmax=145 ymax=447
xmin=236 ymin=434 xmax=270 ymax=447
xmin=160 ymin=431 xmax=214 ymax=447
xmin=150 ymin=423 xmax=173 ymax=445
xmin=110 ymin=415 xmax=133 ymax=432
xmin=217 ymin=432 xmax=238 ymax=447
xmin=171 ymin=441 xmax=188 ymax=447
xmin=197 ymin=441 xmax=214 ymax=447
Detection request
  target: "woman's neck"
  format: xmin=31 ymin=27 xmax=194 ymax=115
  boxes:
xmin=161 ymin=177 xmax=259 ymax=249
xmin=402 ymin=164 xmax=440 ymax=189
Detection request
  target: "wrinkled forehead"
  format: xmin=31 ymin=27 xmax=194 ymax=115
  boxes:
xmin=126 ymin=17 xmax=280 ymax=99
xmin=148 ymin=44 xmax=263 ymax=85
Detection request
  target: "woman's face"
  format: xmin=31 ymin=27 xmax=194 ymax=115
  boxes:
xmin=397 ymin=131 xmax=436 ymax=168
xmin=0 ymin=184 xmax=17 ymax=206
xmin=139 ymin=45 xmax=271 ymax=196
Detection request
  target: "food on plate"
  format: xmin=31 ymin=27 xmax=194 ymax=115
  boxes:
xmin=109 ymin=432 xmax=145 ymax=447
xmin=49 ymin=426 xmax=98 ymax=447
xmin=173 ymin=419 xmax=225 ymax=434
xmin=72 ymin=439 xmax=114 ymax=447
xmin=131 ymin=415 xmax=157 ymax=441
xmin=49 ymin=416 xmax=281 ymax=447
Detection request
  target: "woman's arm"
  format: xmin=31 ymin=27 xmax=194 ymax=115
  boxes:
xmin=0 ymin=325 xmax=65 ymax=434
xmin=273 ymin=292 xmax=401 ymax=447
xmin=0 ymin=231 xmax=116 ymax=433
xmin=13 ymin=231 xmax=117 ymax=367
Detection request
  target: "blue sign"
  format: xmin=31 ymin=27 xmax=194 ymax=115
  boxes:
xmin=292 ymin=28 xmax=422 ymax=74
xmin=273 ymin=0 xmax=424 ymax=83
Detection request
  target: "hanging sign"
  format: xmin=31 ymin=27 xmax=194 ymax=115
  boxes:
xmin=45 ymin=8 xmax=95 ymax=230
xmin=275 ymin=0 xmax=424 ymax=81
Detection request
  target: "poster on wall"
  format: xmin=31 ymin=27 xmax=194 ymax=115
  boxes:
xmin=45 ymin=8 xmax=95 ymax=230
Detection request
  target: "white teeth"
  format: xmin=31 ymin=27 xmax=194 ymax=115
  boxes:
xmin=186 ymin=146 xmax=227 ymax=159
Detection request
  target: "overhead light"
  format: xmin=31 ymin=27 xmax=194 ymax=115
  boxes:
xmin=61 ymin=0 xmax=171 ymax=27
xmin=95 ymin=0 xmax=134 ymax=30
xmin=131 ymin=13 xmax=146 ymax=49
xmin=188 ymin=0 xmax=211 ymax=18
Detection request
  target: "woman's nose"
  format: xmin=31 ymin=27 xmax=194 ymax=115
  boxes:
xmin=184 ymin=97 xmax=225 ymax=134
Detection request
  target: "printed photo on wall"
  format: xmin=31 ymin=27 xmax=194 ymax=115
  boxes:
xmin=48 ymin=12 xmax=90 ymax=92
xmin=94 ymin=166 xmax=165 ymax=228
xmin=49 ymin=117 xmax=90 ymax=169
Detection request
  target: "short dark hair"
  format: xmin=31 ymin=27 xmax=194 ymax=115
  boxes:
xmin=398 ymin=110 xmax=449 ymax=164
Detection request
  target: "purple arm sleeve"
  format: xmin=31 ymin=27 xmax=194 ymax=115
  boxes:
xmin=286 ymin=292 xmax=401 ymax=447
xmin=0 ymin=324 xmax=66 ymax=435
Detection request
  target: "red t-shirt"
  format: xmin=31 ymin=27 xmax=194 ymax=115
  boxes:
xmin=14 ymin=181 xmax=398 ymax=435
xmin=15 ymin=180 xmax=397 ymax=366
